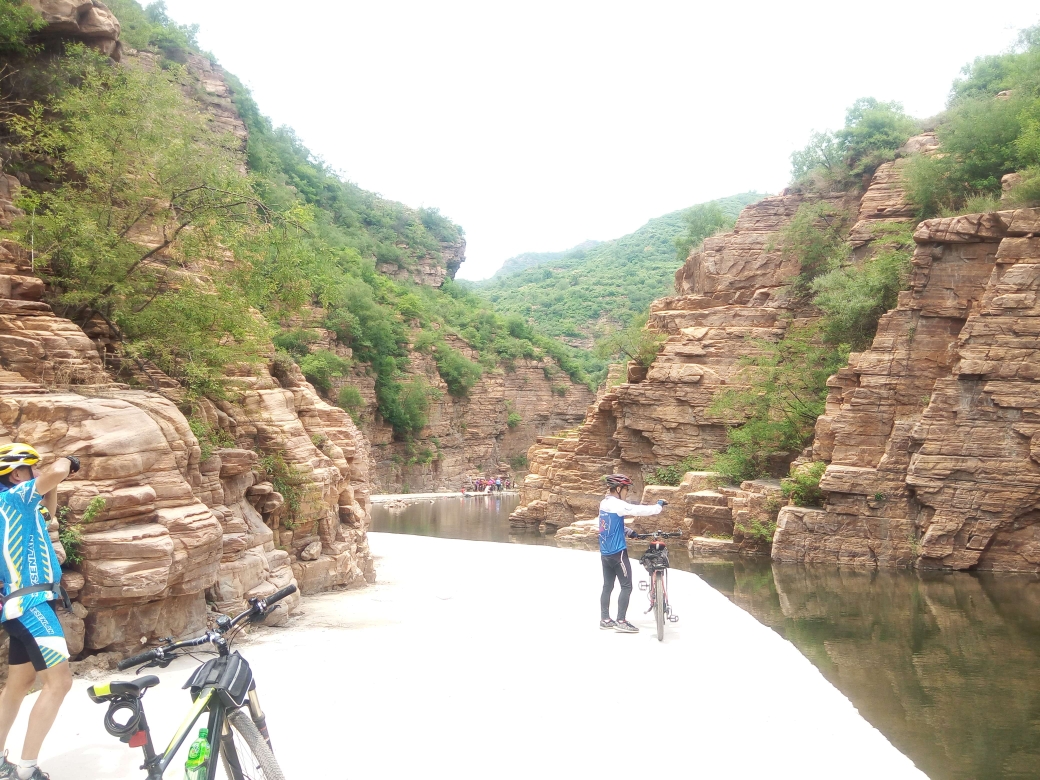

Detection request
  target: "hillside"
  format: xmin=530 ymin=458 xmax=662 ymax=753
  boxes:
xmin=470 ymin=192 xmax=765 ymax=350
xmin=489 ymin=240 xmax=602 ymax=280
xmin=0 ymin=0 xmax=597 ymax=494
xmin=511 ymin=24 xmax=1040 ymax=574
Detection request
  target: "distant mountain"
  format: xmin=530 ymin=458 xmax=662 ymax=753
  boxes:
xmin=491 ymin=240 xmax=602 ymax=279
xmin=468 ymin=192 xmax=766 ymax=346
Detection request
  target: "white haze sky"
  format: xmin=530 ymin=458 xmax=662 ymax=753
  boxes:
xmin=161 ymin=0 xmax=1040 ymax=280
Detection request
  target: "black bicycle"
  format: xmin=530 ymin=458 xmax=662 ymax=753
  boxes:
xmin=634 ymin=530 xmax=681 ymax=641
xmin=86 ymin=584 xmax=297 ymax=779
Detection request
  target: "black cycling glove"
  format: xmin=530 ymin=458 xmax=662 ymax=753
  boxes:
xmin=64 ymin=455 xmax=81 ymax=474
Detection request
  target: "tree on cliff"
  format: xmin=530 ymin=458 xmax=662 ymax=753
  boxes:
xmin=7 ymin=46 xmax=277 ymax=395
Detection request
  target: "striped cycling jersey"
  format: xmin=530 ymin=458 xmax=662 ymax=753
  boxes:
xmin=0 ymin=479 xmax=62 ymax=621
xmin=597 ymin=495 xmax=662 ymax=555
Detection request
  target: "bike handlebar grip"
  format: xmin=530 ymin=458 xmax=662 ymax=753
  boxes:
xmin=266 ymin=584 xmax=298 ymax=607
xmin=117 ymin=650 xmax=155 ymax=671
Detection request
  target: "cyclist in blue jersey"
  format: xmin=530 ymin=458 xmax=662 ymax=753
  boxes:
xmin=598 ymin=474 xmax=665 ymax=634
xmin=0 ymin=443 xmax=79 ymax=780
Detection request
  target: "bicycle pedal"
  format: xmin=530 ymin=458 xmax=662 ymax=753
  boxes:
xmin=638 ymin=581 xmax=649 ymax=591
xmin=668 ymin=614 xmax=679 ymax=622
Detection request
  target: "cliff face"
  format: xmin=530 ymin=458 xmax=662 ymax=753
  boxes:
xmin=0 ymin=236 xmax=374 ymax=663
xmin=0 ymin=17 xmax=375 ymax=666
xmin=344 ymin=336 xmax=594 ymax=492
xmin=375 ymin=237 xmax=466 ymax=288
xmin=509 ymin=188 xmax=861 ymax=531
xmin=774 ymin=208 xmax=1040 ymax=572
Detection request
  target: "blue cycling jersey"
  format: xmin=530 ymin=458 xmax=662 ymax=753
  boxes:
xmin=597 ymin=496 xmax=662 ymax=555
xmin=0 ymin=479 xmax=62 ymax=621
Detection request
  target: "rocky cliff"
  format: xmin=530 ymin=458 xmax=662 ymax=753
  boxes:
xmin=0 ymin=233 xmax=374 ymax=663
xmin=0 ymin=13 xmax=375 ymax=667
xmin=343 ymin=335 xmax=594 ymax=492
xmin=508 ymin=182 xmax=862 ymax=532
xmin=774 ymin=207 xmax=1040 ymax=572
xmin=509 ymin=137 xmax=1040 ymax=573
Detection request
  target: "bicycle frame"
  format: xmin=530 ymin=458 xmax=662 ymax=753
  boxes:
xmin=89 ymin=585 xmax=293 ymax=779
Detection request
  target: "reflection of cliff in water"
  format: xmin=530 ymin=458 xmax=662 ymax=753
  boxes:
xmin=691 ymin=559 xmax=1040 ymax=780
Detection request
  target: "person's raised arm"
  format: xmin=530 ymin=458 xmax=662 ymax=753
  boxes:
xmin=33 ymin=456 xmax=77 ymax=496
xmin=609 ymin=497 xmax=663 ymax=518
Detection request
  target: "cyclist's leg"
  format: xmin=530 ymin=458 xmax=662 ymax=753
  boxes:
xmin=5 ymin=604 xmax=71 ymax=761
xmin=600 ymin=554 xmax=618 ymax=619
xmin=616 ymin=550 xmax=634 ymax=620
xmin=0 ymin=652 xmax=36 ymax=756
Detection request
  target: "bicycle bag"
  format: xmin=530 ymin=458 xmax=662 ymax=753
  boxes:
xmin=183 ymin=651 xmax=254 ymax=708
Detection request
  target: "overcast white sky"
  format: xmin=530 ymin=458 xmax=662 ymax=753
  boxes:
xmin=162 ymin=0 xmax=1040 ymax=279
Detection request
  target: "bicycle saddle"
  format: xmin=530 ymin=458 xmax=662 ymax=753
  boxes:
xmin=88 ymin=675 xmax=160 ymax=702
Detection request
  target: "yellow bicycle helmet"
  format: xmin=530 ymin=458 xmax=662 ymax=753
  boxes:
xmin=0 ymin=443 xmax=41 ymax=476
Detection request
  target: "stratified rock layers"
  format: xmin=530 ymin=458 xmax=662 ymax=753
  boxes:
xmin=511 ymin=191 xmax=857 ymax=530
xmin=774 ymin=209 xmax=1040 ymax=572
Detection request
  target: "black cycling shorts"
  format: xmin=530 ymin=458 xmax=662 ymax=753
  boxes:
xmin=3 ymin=601 xmax=70 ymax=671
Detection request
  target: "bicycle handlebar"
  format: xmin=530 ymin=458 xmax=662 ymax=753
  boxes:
xmin=632 ymin=530 xmax=683 ymax=540
xmin=116 ymin=584 xmax=298 ymax=671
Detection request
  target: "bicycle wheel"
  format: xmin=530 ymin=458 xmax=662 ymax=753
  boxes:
xmin=219 ymin=707 xmax=286 ymax=780
xmin=654 ymin=571 xmax=666 ymax=642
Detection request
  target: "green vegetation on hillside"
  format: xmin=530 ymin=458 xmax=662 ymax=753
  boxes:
xmin=0 ymin=1 xmax=590 ymax=439
xmin=903 ymin=24 xmax=1040 ymax=215
xmin=470 ymin=191 xmax=764 ymax=358
xmin=791 ymin=97 xmax=918 ymax=191
xmin=0 ymin=0 xmax=43 ymax=55
xmin=703 ymin=213 xmax=914 ymax=485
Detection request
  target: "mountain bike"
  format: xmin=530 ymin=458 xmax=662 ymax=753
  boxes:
xmin=86 ymin=584 xmax=297 ymax=779
xmin=634 ymin=530 xmax=682 ymax=641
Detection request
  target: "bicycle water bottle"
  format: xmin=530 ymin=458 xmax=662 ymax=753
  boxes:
xmin=184 ymin=727 xmax=211 ymax=780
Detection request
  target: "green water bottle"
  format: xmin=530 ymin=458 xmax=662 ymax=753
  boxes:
xmin=184 ymin=727 xmax=210 ymax=780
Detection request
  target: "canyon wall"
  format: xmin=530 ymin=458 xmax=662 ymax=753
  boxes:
xmin=0 ymin=16 xmax=374 ymax=667
xmin=509 ymin=186 xmax=863 ymax=532
xmin=0 ymin=237 xmax=374 ymax=664
xmin=774 ymin=208 xmax=1040 ymax=572
xmin=343 ymin=336 xmax=594 ymax=493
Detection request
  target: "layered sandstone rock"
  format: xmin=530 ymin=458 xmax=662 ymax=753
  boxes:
xmin=774 ymin=208 xmax=1040 ymax=572
xmin=344 ymin=337 xmax=593 ymax=493
xmin=511 ymin=190 xmax=859 ymax=532
xmin=28 ymin=0 xmax=122 ymax=59
xmin=376 ymin=237 xmax=466 ymax=288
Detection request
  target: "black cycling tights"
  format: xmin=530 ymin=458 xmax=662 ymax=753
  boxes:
xmin=600 ymin=549 xmax=633 ymax=620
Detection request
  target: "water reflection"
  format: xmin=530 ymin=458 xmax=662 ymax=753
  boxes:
xmin=690 ymin=558 xmax=1040 ymax=780
xmin=371 ymin=494 xmax=553 ymax=545
xmin=372 ymin=496 xmax=1040 ymax=779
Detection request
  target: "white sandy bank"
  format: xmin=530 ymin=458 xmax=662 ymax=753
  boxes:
xmin=18 ymin=534 xmax=926 ymax=779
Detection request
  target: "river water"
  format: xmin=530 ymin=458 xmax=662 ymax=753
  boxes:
xmin=372 ymin=495 xmax=1040 ymax=780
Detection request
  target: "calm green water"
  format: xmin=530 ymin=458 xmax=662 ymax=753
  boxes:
xmin=372 ymin=497 xmax=1040 ymax=780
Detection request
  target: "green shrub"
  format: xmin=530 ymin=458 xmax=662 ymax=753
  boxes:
xmin=432 ymin=344 xmax=482 ymax=397
xmin=257 ymin=450 xmax=306 ymax=527
xmin=299 ymin=349 xmax=351 ymax=393
xmin=675 ymin=202 xmax=735 ymax=261
xmin=709 ymin=324 xmax=848 ymax=484
xmin=776 ymin=202 xmax=851 ymax=293
xmin=508 ymin=454 xmax=528 ymax=470
xmin=81 ymin=495 xmax=107 ymax=524
xmin=811 ymin=223 xmax=913 ymax=350
xmin=0 ymin=0 xmax=44 ymax=55
xmin=791 ymin=98 xmax=917 ymax=186
xmin=734 ymin=517 xmax=778 ymax=544
xmin=594 ymin=313 xmax=667 ymax=368
xmin=506 ymin=410 xmax=522 ymax=429
xmin=56 ymin=507 xmax=82 ymax=566
xmin=272 ymin=329 xmax=319 ymax=358
xmin=337 ymin=385 xmax=365 ymax=422
xmin=647 ymin=454 xmax=706 ymax=486
xmin=781 ymin=461 xmax=828 ymax=507
xmin=189 ymin=417 xmax=235 ymax=461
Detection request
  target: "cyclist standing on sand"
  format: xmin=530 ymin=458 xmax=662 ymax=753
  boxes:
xmin=598 ymin=474 xmax=664 ymax=634
xmin=0 ymin=444 xmax=80 ymax=780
